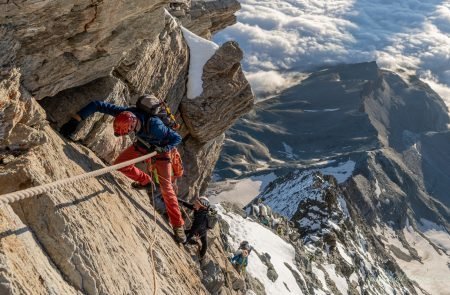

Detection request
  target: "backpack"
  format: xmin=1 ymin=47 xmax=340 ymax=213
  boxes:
xmin=206 ymin=207 xmax=219 ymax=230
xmin=259 ymin=204 xmax=268 ymax=216
xmin=136 ymin=94 xmax=184 ymax=177
xmin=169 ymin=148 xmax=184 ymax=178
xmin=136 ymin=94 xmax=179 ymax=129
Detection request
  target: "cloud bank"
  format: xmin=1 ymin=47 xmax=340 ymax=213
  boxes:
xmin=214 ymin=0 xmax=450 ymax=102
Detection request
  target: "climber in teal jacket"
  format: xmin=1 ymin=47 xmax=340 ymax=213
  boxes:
xmin=230 ymin=249 xmax=249 ymax=274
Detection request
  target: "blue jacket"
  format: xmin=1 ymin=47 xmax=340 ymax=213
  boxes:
xmin=231 ymin=252 xmax=248 ymax=266
xmin=77 ymin=101 xmax=182 ymax=151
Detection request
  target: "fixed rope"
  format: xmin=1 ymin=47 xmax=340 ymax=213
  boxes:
xmin=146 ymin=182 xmax=159 ymax=295
xmin=0 ymin=151 xmax=157 ymax=204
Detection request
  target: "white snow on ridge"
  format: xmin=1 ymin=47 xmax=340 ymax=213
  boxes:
xmin=322 ymin=264 xmax=348 ymax=295
xmin=218 ymin=207 xmax=303 ymax=295
xmin=262 ymin=171 xmax=318 ymax=219
xmin=259 ymin=161 xmax=354 ymax=219
xmin=374 ymin=178 xmax=382 ymax=198
xmin=312 ymin=264 xmax=329 ymax=292
xmin=418 ymin=218 xmax=450 ymax=254
xmin=380 ymin=220 xmax=450 ymax=295
xmin=320 ymin=160 xmax=356 ymax=183
xmin=181 ymin=27 xmax=219 ymax=99
xmin=280 ymin=142 xmax=296 ymax=159
xmin=304 ymin=108 xmax=340 ymax=113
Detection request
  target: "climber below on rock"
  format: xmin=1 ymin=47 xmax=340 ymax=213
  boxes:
xmin=59 ymin=94 xmax=186 ymax=243
xmin=230 ymin=248 xmax=249 ymax=275
xmin=178 ymin=196 xmax=213 ymax=261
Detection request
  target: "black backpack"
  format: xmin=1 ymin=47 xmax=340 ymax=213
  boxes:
xmin=136 ymin=94 xmax=178 ymax=129
xmin=206 ymin=207 xmax=219 ymax=230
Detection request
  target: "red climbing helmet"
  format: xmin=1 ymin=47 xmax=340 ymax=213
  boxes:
xmin=113 ymin=111 xmax=138 ymax=136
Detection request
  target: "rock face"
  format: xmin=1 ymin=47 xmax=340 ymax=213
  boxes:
xmin=181 ymin=0 xmax=241 ymax=39
xmin=181 ymin=41 xmax=254 ymax=143
xmin=0 ymin=69 xmax=47 ymax=152
xmin=1 ymin=1 xmax=168 ymax=99
xmin=1 ymin=69 xmax=209 ymax=295
xmin=0 ymin=1 xmax=253 ymax=294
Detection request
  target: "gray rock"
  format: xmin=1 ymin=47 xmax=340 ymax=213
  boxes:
xmin=0 ymin=69 xmax=47 ymax=151
xmin=181 ymin=0 xmax=241 ymax=39
xmin=178 ymin=135 xmax=225 ymax=199
xmin=201 ymin=259 xmax=225 ymax=294
xmin=1 ymin=1 xmax=168 ymax=99
xmin=258 ymin=253 xmax=278 ymax=282
xmin=180 ymin=41 xmax=254 ymax=143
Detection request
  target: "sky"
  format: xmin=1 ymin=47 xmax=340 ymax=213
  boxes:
xmin=214 ymin=0 xmax=450 ymax=104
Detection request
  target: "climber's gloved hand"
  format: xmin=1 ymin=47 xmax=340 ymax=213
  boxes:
xmin=60 ymin=118 xmax=80 ymax=138
xmin=153 ymin=146 xmax=166 ymax=154
xmin=172 ymin=123 xmax=181 ymax=130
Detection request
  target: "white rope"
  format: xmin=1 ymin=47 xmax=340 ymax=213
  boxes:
xmin=146 ymin=182 xmax=159 ymax=295
xmin=0 ymin=151 xmax=157 ymax=204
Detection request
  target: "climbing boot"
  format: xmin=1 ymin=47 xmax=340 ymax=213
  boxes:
xmin=131 ymin=182 xmax=150 ymax=190
xmin=173 ymin=226 xmax=186 ymax=243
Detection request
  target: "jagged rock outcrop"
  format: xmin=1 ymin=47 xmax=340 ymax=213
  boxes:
xmin=178 ymin=135 xmax=225 ymax=198
xmin=181 ymin=0 xmax=241 ymax=39
xmin=0 ymin=69 xmax=47 ymax=152
xmin=181 ymin=41 xmax=254 ymax=143
xmin=1 ymin=1 xmax=169 ymax=99
xmin=1 ymin=1 xmax=253 ymax=294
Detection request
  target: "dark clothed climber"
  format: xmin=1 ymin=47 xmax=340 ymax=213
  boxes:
xmin=178 ymin=197 xmax=211 ymax=259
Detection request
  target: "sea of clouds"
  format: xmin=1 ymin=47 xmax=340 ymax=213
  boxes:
xmin=214 ymin=0 xmax=450 ymax=104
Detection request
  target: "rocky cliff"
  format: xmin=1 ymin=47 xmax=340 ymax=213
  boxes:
xmin=1 ymin=1 xmax=254 ymax=294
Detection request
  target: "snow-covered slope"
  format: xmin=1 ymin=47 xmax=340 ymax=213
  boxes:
xmin=214 ymin=177 xmax=450 ymax=295
xmin=216 ymin=169 xmax=424 ymax=294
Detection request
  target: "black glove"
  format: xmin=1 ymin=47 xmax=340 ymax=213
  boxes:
xmin=153 ymin=146 xmax=166 ymax=153
xmin=60 ymin=118 xmax=80 ymax=137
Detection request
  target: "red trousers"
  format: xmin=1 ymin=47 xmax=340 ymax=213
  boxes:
xmin=114 ymin=145 xmax=184 ymax=227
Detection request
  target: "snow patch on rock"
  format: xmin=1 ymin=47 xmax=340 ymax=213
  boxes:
xmin=319 ymin=160 xmax=356 ymax=183
xmin=181 ymin=27 xmax=219 ymax=99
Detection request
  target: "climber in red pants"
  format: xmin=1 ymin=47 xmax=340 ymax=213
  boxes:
xmin=114 ymin=143 xmax=182 ymax=230
xmin=60 ymin=97 xmax=186 ymax=243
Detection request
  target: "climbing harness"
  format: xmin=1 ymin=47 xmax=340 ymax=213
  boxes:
xmin=0 ymin=152 xmax=157 ymax=204
xmin=157 ymin=97 xmax=179 ymax=129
